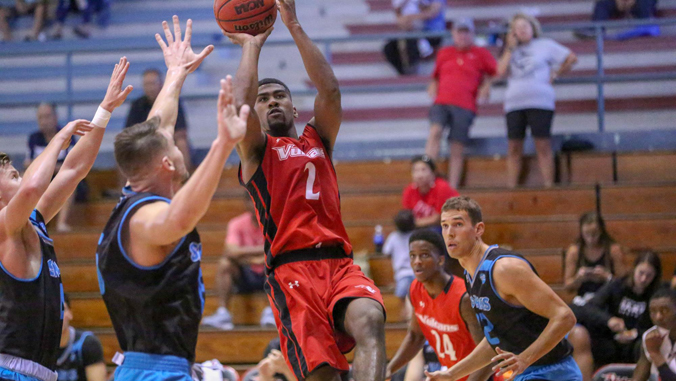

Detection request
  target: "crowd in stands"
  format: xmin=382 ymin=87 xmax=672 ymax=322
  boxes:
xmin=10 ymin=0 xmax=672 ymax=380
xmin=0 ymin=0 xmax=109 ymax=42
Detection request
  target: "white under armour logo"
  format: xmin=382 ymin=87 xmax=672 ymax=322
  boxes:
xmin=420 ymin=301 xmax=425 ymax=308
xmin=289 ymin=281 xmax=299 ymax=289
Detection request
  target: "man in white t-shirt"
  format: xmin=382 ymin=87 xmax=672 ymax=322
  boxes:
xmin=633 ymin=287 xmax=676 ymax=381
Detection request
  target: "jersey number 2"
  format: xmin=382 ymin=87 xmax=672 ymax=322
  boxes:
xmin=430 ymin=329 xmax=457 ymax=360
xmin=304 ymin=163 xmax=320 ymax=200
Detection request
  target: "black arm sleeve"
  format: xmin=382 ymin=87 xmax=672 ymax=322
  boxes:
xmin=658 ymin=363 xmax=676 ymax=381
xmin=81 ymin=335 xmax=104 ymax=366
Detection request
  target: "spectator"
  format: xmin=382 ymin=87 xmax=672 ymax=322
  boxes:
xmin=24 ymin=103 xmax=77 ymax=232
xmin=383 ymin=0 xmax=445 ymax=75
xmin=382 ymin=210 xmax=416 ymax=319
xmin=242 ymin=338 xmax=295 ymax=381
xmin=51 ymin=0 xmax=112 ymax=40
xmin=497 ymin=13 xmax=577 ymax=188
xmin=564 ymin=212 xmax=627 ymax=307
xmin=425 ymin=18 xmax=497 ymax=188
xmin=0 ymin=0 xmax=47 ymax=42
xmin=125 ymin=68 xmax=193 ymax=172
xmin=573 ymin=250 xmax=663 ymax=367
xmin=593 ymin=0 xmax=657 ymax=21
xmin=56 ymin=294 xmax=106 ymax=381
xmin=402 ymin=155 xmax=459 ymax=230
xmin=202 ymin=194 xmax=272 ymax=330
xmin=633 ymin=287 xmax=676 ymax=381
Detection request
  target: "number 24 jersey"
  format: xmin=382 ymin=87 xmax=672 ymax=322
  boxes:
xmin=409 ymin=275 xmax=476 ymax=376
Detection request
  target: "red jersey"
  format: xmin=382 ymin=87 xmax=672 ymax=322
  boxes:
xmin=432 ymin=45 xmax=497 ymax=113
xmin=409 ymin=276 xmax=476 ymax=374
xmin=402 ymin=178 xmax=459 ymax=220
xmin=239 ymin=124 xmax=352 ymax=267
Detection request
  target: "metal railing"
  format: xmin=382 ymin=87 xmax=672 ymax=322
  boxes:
xmin=1 ymin=17 xmax=675 ymax=132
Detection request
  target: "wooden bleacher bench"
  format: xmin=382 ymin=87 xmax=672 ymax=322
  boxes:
xmin=50 ymin=215 xmax=676 ymax=262
xmin=81 ymin=153 xmax=676 ymax=200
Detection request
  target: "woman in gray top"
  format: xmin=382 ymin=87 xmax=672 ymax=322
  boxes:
xmin=497 ymin=13 xmax=577 ymax=188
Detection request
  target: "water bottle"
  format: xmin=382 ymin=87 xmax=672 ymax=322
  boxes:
xmin=374 ymin=225 xmax=384 ymax=253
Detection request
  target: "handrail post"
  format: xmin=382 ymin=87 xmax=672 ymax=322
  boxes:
xmin=66 ymin=52 xmax=74 ymax=121
xmin=595 ymin=24 xmax=605 ymax=133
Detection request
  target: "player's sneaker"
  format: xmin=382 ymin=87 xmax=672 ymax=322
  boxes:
xmin=202 ymin=307 xmax=234 ymax=330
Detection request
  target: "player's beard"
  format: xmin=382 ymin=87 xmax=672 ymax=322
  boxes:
xmin=266 ymin=114 xmax=293 ymax=137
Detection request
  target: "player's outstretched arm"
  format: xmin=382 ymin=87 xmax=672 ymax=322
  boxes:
xmin=490 ymin=258 xmax=577 ymax=380
xmin=277 ymin=0 xmax=342 ymax=150
xmin=386 ymin=300 xmax=426 ymax=379
xmin=425 ymin=338 xmax=495 ymax=381
xmin=0 ymin=121 xmax=91 ymax=236
xmin=223 ymin=28 xmax=273 ymax=166
xmin=150 ymin=16 xmax=214 ymax=135
xmin=131 ymin=76 xmax=248 ymax=248
xmin=37 ymin=57 xmax=133 ymax=224
xmin=460 ymin=294 xmax=498 ymax=381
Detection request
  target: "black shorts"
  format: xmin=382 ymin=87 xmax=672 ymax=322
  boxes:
xmin=506 ymin=108 xmax=555 ymax=140
xmin=235 ymin=265 xmax=266 ymax=294
xmin=429 ymin=104 xmax=475 ymax=144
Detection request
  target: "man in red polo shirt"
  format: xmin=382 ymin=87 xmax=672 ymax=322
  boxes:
xmin=426 ymin=18 xmax=497 ymax=188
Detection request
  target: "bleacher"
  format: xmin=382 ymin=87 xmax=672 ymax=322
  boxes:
xmin=0 ymin=0 xmax=675 ymax=375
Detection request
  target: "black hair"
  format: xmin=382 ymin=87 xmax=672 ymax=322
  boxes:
xmin=627 ymin=250 xmax=662 ymax=297
xmin=575 ymin=211 xmax=616 ymax=257
xmin=258 ymin=78 xmax=292 ymax=99
xmin=394 ymin=210 xmax=415 ymax=233
xmin=143 ymin=68 xmax=163 ymax=78
xmin=262 ymin=337 xmax=281 ymax=358
xmin=37 ymin=102 xmax=57 ymax=114
xmin=409 ymin=228 xmax=462 ymax=276
xmin=411 ymin=154 xmax=436 ymax=172
xmin=651 ymin=286 xmax=676 ymax=306
xmin=409 ymin=229 xmax=446 ymax=257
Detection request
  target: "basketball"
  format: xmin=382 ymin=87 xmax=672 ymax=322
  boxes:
xmin=214 ymin=0 xmax=277 ymax=36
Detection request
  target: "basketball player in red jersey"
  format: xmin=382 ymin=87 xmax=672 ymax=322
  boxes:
xmin=386 ymin=230 xmax=494 ymax=381
xmin=223 ymin=0 xmax=387 ymax=380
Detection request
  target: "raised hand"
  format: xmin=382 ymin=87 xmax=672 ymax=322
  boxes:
xmin=223 ymin=25 xmax=273 ymax=49
xmin=155 ymin=16 xmax=214 ymax=73
xmin=491 ymin=347 xmax=528 ymax=381
xmin=276 ymin=0 xmax=299 ymax=27
xmin=217 ymin=75 xmax=249 ymax=144
xmin=100 ymin=57 xmax=134 ymax=112
xmin=57 ymin=119 xmax=95 ymax=150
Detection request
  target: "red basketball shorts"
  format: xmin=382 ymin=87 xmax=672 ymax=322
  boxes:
xmin=264 ymin=250 xmax=385 ymax=381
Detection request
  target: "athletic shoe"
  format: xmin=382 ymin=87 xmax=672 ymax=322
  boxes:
xmin=259 ymin=306 xmax=275 ymax=327
xmin=202 ymin=307 xmax=234 ymax=330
